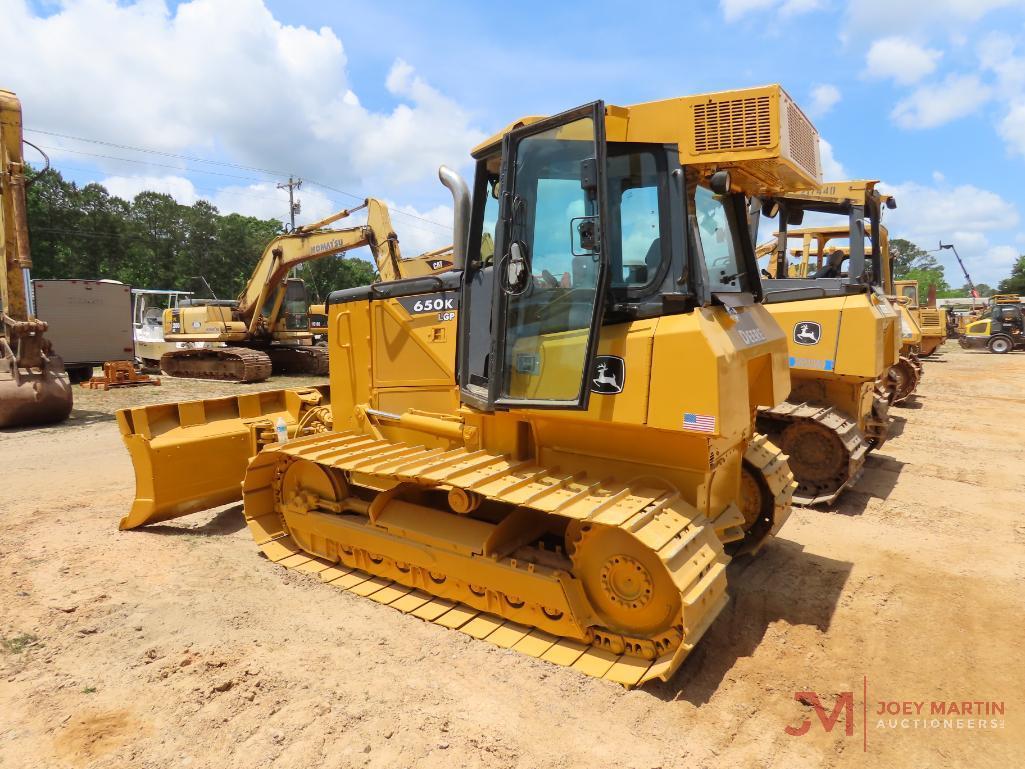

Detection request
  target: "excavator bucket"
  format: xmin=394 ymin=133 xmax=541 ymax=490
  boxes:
xmin=0 ymin=351 xmax=73 ymax=428
xmin=116 ymin=385 xmax=329 ymax=530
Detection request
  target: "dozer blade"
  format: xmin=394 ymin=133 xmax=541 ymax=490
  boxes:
xmin=0 ymin=356 xmax=73 ymax=429
xmin=116 ymin=386 xmax=329 ymax=530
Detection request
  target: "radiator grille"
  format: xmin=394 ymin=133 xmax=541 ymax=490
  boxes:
xmin=693 ymin=95 xmax=772 ymax=153
xmin=784 ymin=97 xmax=819 ymax=179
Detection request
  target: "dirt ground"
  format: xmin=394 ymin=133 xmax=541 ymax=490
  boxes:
xmin=2 ymin=348 xmax=1024 ymax=769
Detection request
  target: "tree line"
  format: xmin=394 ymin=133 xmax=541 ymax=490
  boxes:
xmin=24 ymin=168 xmax=376 ymax=302
xmin=24 ymin=168 xmax=1025 ymax=301
xmin=889 ymin=238 xmax=1025 ymax=297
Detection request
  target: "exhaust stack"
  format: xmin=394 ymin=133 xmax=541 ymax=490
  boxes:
xmin=438 ymin=165 xmax=470 ymax=270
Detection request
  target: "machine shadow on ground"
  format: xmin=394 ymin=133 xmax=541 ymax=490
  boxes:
xmin=831 ymin=453 xmax=906 ymax=516
xmin=887 ymin=414 xmax=909 ymax=439
xmin=136 ymin=504 xmax=247 ymax=537
xmin=648 ymin=539 xmax=852 ymax=705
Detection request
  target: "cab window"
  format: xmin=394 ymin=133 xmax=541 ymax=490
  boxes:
xmin=694 ymin=185 xmax=743 ymax=292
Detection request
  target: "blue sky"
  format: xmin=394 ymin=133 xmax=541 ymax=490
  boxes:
xmin=4 ymin=0 xmax=1025 ymax=284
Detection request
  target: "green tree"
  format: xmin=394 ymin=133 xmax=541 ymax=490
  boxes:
xmin=961 ymin=282 xmax=993 ymax=297
xmin=25 ymin=167 xmax=380 ymax=300
xmin=889 ymin=238 xmax=928 ymax=279
xmin=997 ymin=255 xmax=1025 ymax=294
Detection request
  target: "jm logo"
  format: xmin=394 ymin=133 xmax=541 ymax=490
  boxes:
xmin=591 ymin=356 xmax=625 ymax=395
xmin=794 ymin=321 xmax=822 ymax=346
xmin=785 ymin=691 xmax=855 ymax=737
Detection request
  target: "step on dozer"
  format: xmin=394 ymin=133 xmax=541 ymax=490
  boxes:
xmin=117 ymin=85 xmax=821 ymax=685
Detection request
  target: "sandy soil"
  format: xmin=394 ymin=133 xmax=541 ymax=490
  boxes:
xmin=1 ymin=348 xmax=1023 ymax=769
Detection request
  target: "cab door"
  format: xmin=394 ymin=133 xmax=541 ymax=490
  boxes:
xmin=470 ymin=101 xmax=609 ymax=411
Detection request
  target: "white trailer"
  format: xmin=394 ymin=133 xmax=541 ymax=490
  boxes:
xmin=32 ymin=279 xmax=134 ymax=384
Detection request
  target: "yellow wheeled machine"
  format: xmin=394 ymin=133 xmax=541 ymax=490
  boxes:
xmin=754 ymin=180 xmax=899 ymax=505
xmin=960 ymin=296 xmax=1025 ymax=353
xmin=0 ymin=89 xmax=73 ymax=428
xmin=118 ymin=85 xmax=822 ymax=685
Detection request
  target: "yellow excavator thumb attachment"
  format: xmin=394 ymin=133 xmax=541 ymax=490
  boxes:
xmin=116 ymin=386 xmax=329 ymax=530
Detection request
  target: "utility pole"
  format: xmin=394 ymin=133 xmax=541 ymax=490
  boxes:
xmin=277 ymin=176 xmax=302 ymax=230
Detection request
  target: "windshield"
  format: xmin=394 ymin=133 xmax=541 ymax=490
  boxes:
xmin=693 ymin=185 xmax=743 ymax=292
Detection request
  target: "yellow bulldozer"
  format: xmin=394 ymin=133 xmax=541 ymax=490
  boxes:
xmin=0 ymin=89 xmax=73 ymax=428
xmin=117 ymin=85 xmax=822 ymax=685
xmin=160 ymin=198 xmax=431 ymax=383
xmin=755 ymin=208 xmax=922 ymax=405
xmin=753 ymin=179 xmax=899 ymax=505
xmin=892 ymin=279 xmax=946 ymax=357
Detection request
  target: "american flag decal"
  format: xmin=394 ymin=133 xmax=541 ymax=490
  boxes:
xmin=682 ymin=412 xmax=716 ymax=434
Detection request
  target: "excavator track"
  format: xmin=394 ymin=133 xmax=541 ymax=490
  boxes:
xmin=756 ymin=401 xmax=868 ymax=507
xmin=267 ymin=345 xmax=329 ymax=376
xmin=242 ymin=431 xmax=742 ymax=686
xmin=160 ymin=347 xmax=272 ymax=383
xmin=734 ymin=433 xmax=797 ymax=556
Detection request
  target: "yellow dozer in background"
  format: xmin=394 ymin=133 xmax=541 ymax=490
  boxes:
xmin=756 ymin=212 xmax=922 ymax=405
xmin=160 ymin=199 xmax=423 ymax=383
xmin=892 ymin=279 xmax=947 ymax=357
xmin=753 ymin=180 xmax=899 ymax=505
xmin=0 ymin=89 xmax=73 ymax=428
xmin=117 ymin=85 xmax=822 ymax=686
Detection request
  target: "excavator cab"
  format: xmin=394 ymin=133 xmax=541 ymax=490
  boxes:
xmin=279 ymin=277 xmax=311 ymax=332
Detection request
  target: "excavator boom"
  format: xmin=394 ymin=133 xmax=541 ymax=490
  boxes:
xmin=0 ymin=89 xmax=72 ymax=428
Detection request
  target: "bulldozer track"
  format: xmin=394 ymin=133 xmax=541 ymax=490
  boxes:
xmin=267 ymin=345 xmax=329 ymax=376
xmin=756 ymin=401 xmax=867 ymax=507
xmin=160 ymin=346 xmax=272 ymax=383
xmin=890 ymin=355 xmax=921 ymax=406
xmin=242 ymin=431 xmax=739 ymax=686
xmin=735 ymin=433 xmax=796 ymax=555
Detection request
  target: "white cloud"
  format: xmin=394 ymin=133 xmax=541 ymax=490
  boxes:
xmin=819 ymin=139 xmax=846 ymax=179
xmin=808 ymin=84 xmax=842 ymax=117
xmin=846 ymin=0 xmax=1024 ymax=34
xmin=721 ymin=0 xmax=777 ymax=22
xmin=720 ymin=0 xmax=819 ymax=21
xmin=880 ymin=179 xmax=1021 ymax=283
xmin=0 ymin=0 xmax=484 ymax=196
xmin=890 ymin=74 xmax=992 ymax=128
xmin=101 ymin=174 xmax=199 ymax=205
xmin=866 ymin=37 xmax=942 ymax=85
xmin=881 ymin=180 xmax=1018 ymax=237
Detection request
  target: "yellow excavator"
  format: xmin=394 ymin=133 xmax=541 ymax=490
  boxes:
xmin=0 ymin=89 xmax=73 ymax=428
xmin=117 ymin=85 xmax=821 ymax=685
xmin=891 ymin=279 xmax=947 ymax=357
xmin=754 ymin=179 xmax=898 ymax=505
xmin=160 ymin=199 xmax=417 ymax=382
xmin=307 ymin=245 xmax=456 ymax=344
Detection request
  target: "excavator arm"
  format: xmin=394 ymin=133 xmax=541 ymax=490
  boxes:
xmin=0 ymin=89 xmax=72 ymax=427
xmin=236 ymin=198 xmax=401 ymax=335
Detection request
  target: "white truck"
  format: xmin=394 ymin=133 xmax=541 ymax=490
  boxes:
xmin=32 ymin=279 xmax=135 ymax=384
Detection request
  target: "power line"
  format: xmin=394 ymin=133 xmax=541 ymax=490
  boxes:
xmin=26 ymin=126 xmax=453 ymax=232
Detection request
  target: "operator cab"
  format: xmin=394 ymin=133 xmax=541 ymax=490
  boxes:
xmin=756 ymin=182 xmax=894 ymax=303
xmin=458 ymin=101 xmax=763 ymax=412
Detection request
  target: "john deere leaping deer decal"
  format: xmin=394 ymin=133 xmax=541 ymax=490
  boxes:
xmin=591 ymin=356 xmax=625 ymax=395
xmin=793 ymin=321 xmax=822 ymax=346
